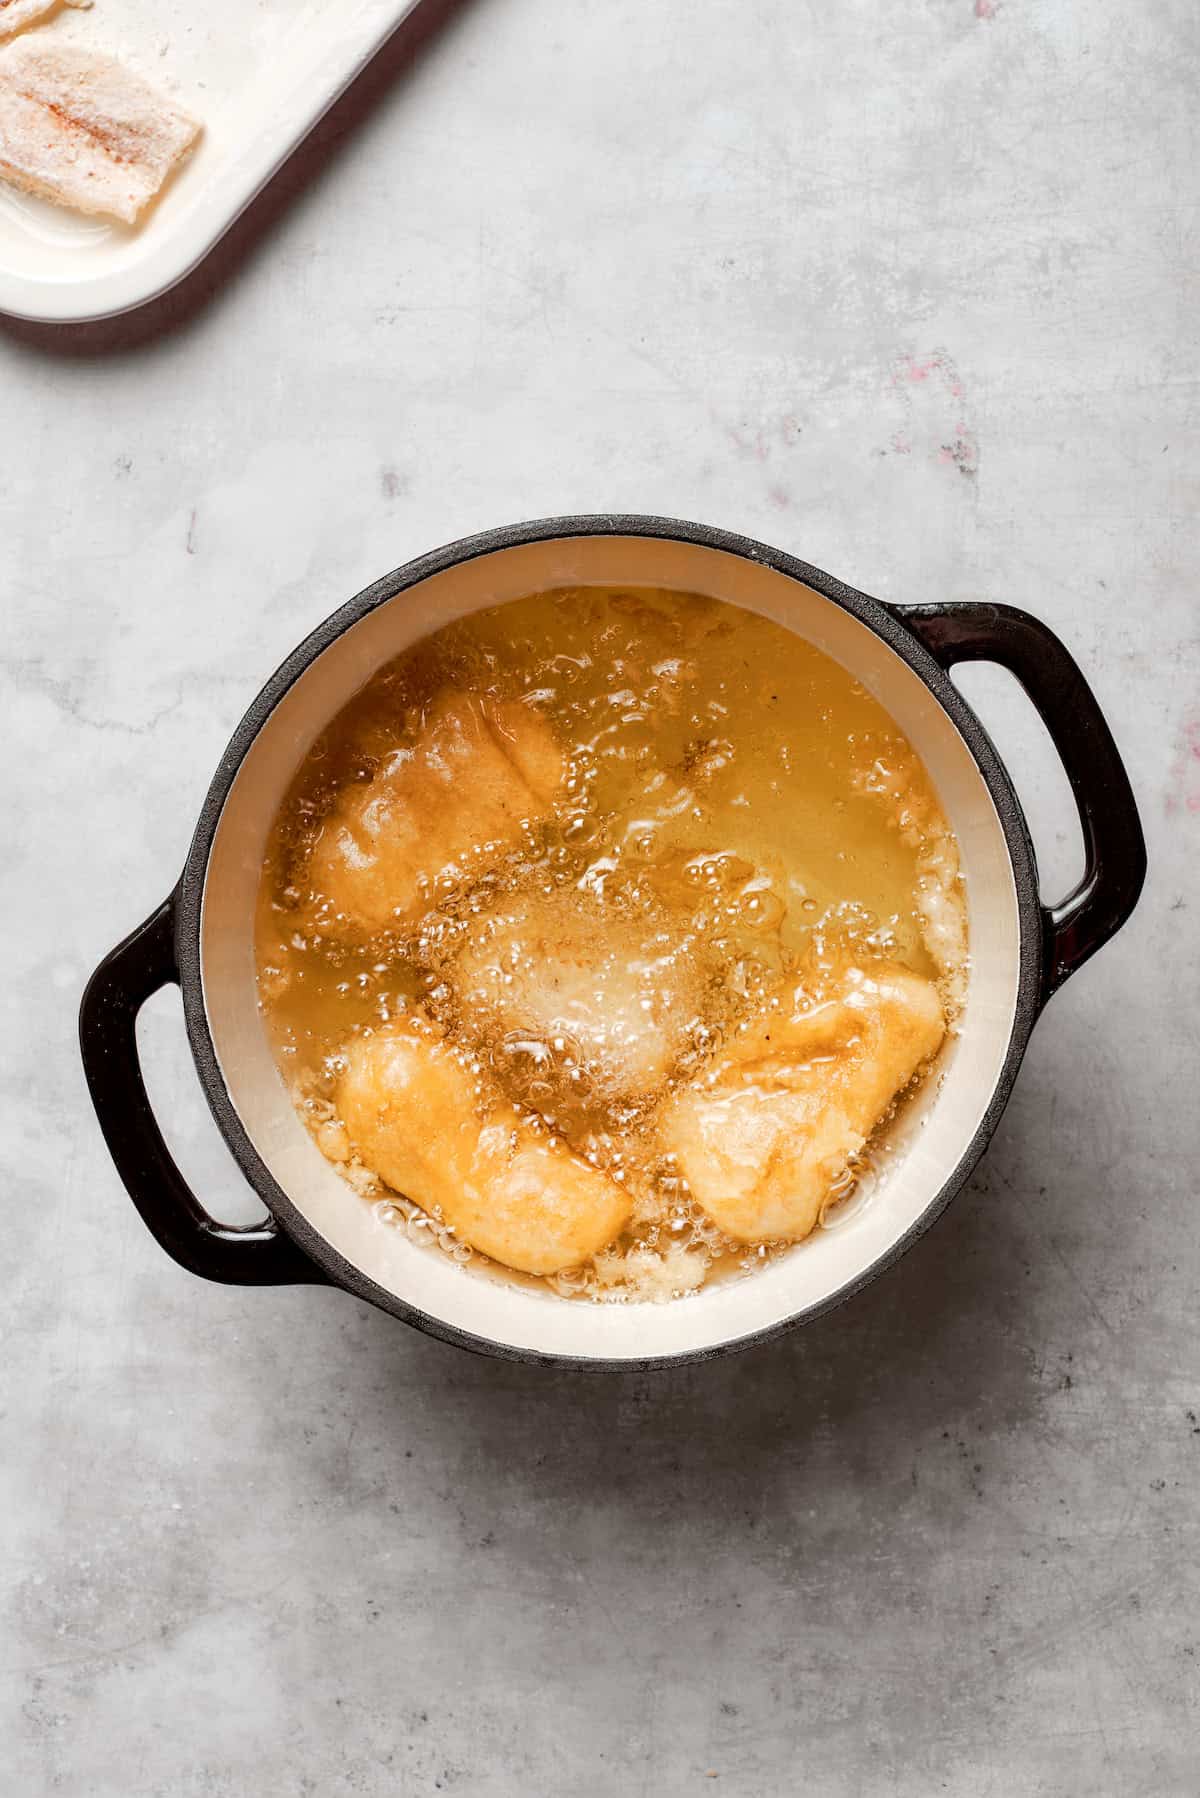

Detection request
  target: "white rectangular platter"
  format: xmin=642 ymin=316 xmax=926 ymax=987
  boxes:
xmin=0 ymin=0 xmax=422 ymax=323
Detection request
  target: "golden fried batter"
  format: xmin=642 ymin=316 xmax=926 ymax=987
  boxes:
xmin=661 ymin=963 xmax=945 ymax=1243
xmin=335 ymin=1020 xmax=630 ymax=1275
xmin=308 ymin=692 xmax=564 ymax=936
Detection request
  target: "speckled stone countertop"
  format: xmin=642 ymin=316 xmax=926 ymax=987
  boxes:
xmin=2 ymin=0 xmax=1197 ymax=1791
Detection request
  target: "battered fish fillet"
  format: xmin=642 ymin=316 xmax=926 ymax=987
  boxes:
xmin=308 ymin=691 xmax=564 ymax=937
xmin=0 ymin=0 xmax=80 ymax=44
xmin=0 ymin=41 xmax=200 ymax=222
xmin=660 ymin=963 xmax=945 ymax=1243
xmin=335 ymin=1021 xmax=630 ymax=1275
xmin=449 ymin=885 xmax=708 ymax=1102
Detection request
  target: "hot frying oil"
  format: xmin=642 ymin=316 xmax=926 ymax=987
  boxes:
xmin=255 ymin=587 xmax=967 ymax=1301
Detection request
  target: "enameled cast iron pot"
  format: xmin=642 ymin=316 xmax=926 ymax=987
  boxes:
xmin=80 ymin=517 xmax=1146 ymax=1367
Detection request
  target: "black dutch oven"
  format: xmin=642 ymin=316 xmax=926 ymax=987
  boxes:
xmin=81 ymin=517 xmax=1145 ymax=1366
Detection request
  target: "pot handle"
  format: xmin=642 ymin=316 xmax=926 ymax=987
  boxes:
xmin=79 ymin=896 xmax=327 ymax=1285
xmin=892 ymin=602 xmax=1146 ymax=998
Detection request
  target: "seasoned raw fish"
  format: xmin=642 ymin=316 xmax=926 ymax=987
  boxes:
xmin=308 ymin=691 xmax=564 ymax=937
xmin=661 ymin=962 xmax=945 ymax=1243
xmin=0 ymin=1 xmax=63 ymax=43
xmin=0 ymin=41 xmax=200 ymax=222
xmin=0 ymin=0 xmax=91 ymax=45
xmin=335 ymin=1020 xmax=630 ymax=1275
xmin=449 ymin=885 xmax=708 ymax=1103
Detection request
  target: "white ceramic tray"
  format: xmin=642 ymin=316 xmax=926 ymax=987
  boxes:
xmin=0 ymin=0 xmax=422 ymax=322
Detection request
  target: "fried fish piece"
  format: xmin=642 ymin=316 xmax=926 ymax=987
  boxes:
xmin=0 ymin=41 xmax=200 ymax=221
xmin=449 ymin=884 xmax=709 ymax=1105
xmin=660 ymin=962 xmax=945 ymax=1243
xmin=335 ymin=1019 xmax=630 ymax=1275
xmin=307 ymin=691 xmax=565 ymax=938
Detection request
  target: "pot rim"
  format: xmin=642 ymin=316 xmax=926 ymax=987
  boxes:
xmin=175 ymin=514 xmax=1045 ymax=1368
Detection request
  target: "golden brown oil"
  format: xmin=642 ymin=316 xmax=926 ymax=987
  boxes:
xmin=255 ymin=586 xmax=967 ymax=1302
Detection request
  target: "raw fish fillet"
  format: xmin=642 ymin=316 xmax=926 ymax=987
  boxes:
xmin=0 ymin=1 xmax=88 ymax=46
xmin=0 ymin=40 xmax=200 ymax=222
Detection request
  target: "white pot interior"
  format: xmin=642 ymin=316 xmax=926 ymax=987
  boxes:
xmin=199 ymin=536 xmax=1022 ymax=1359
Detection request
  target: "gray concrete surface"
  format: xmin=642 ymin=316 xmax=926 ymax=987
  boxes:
xmin=3 ymin=0 xmax=1198 ymax=1791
